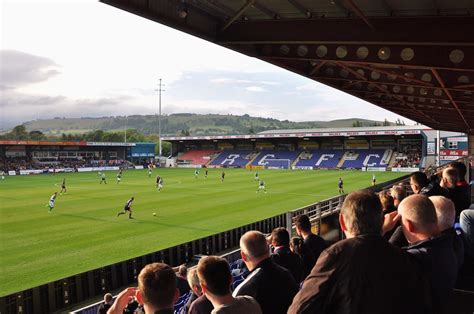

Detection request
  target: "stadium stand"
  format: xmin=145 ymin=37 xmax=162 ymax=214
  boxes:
xmin=341 ymin=149 xmax=390 ymax=169
xmin=294 ymin=150 xmax=345 ymax=169
xmin=392 ymin=141 xmax=423 ymax=168
xmin=176 ymin=147 xmax=410 ymax=170
xmin=209 ymin=150 xmax=253 ymax=167
xmin=176 ymin=150 xmax=220 ymax=166
xmin=174 ymin=291 xmax=192 ymax=313
xmin=251 ymin=150 xmax=302 ymax=169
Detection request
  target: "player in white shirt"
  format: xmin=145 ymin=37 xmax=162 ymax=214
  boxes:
xmin=100 ymin=172 xmax=107 ymax=184
xmin=47 ymin=192 xmax=58 ymax=213
xmin=256 ymin=180 xmax=266 ymax=193
xmin=157 ymin=177 xmax=163 ymax=192
xmin=116 ymin=170 xmax=122 ymax=184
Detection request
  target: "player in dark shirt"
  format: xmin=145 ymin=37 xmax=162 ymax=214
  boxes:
xmin=60 ymin=178 xmax=67 ymax=195
xmin=117 ymin=197 xmax=134 ymax=219
xmin=205 ymin=169 xmax=208 ymax=178
xmin=221 ymin=171 xmax=225 ymax=183
xmin=372 ymin=174 xmax=377 ymax=186
xmin=338 ymin=177 xmax=344 ymax=194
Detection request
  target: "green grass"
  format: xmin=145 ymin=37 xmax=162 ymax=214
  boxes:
xmin=0 ymin=168 xmax=403 ymax=296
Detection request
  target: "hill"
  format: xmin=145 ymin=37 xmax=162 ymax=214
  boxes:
xmin=21 ymin=114 xmax=399 ymax=136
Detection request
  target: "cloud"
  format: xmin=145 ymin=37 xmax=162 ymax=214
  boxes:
xmin=245 ymin=86 xmax=266 ymax=92
xmin=0 ymin=51 xmax=415 ymax=131
xmin=0 ymin=50 xmax=61 ymax=89
xmin=295 ymin=83 xmax=321 ymax=91
xmin=0 ymin=88 xmax=138 ymax=129
xmin=210 ymin=78 xmax=279 ymax=86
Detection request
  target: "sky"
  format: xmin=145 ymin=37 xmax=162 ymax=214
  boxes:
xmin=0 ymin=0 xmax=413 ymax=130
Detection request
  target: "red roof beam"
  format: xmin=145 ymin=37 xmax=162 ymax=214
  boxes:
xmin=431 ymin=69 xmax=471 ymax=130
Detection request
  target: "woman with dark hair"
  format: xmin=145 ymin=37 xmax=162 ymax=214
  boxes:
xmin=289 ymin=236 xmax=304 ymax=257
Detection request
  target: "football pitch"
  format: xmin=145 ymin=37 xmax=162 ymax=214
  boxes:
xmin=0 ymin=168 xmax=404 ymax=296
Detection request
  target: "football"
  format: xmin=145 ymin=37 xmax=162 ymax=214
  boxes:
xmin=153 ymin=212 xmax=156 ymax=216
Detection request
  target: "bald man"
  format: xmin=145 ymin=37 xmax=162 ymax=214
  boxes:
xmin=233 ymin=231 xmax=297 ymax=314
xmin=430 ymin=196 xmax=464 ymax=270
xmin=398 ymin=194 xmax=458 ymax=314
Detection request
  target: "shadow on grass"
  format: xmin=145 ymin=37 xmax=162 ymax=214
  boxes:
xmin=0 ymin=196 xmax=18 ymax=201
xmin=57 ymin=213 xmax=219 ymax=233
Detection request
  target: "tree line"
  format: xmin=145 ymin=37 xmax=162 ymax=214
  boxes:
xmin=0 ymin=125 xmax=171 ymax=156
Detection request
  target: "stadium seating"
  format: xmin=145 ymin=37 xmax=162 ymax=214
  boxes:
xmin=209 ymin=150 xmax=253 ymax=167
xmin=0 ymin=157 xmax=131 ymax=172
xmin=295 ymin=150 xmax=345 ymax=168
xmin=341 ymin=149 xmax=389 ymax=168
xmin=174 ymin=291 xmax=192 ymax=314
xmin=177 ymin=150 xmax=220 ymax=166
xmin=251 ymin=150 xmax=301 ymax=169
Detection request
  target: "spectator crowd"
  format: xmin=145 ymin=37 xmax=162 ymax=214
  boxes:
xmin=0 ymin=157 xmax=131 ymax=173
xmin=392 ymin=142 xmax=422 ymax=168
xmin=97 ymin=161 xmax=472 ymax=314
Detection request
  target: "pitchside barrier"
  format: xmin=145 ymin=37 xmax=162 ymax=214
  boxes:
xmin=0 ymin=159 xmax=468 ymax=314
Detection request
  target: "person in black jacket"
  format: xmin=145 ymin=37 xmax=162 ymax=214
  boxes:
xmin=270 ymin=227 xmax=304 ymax=283
xmin=233 ymin=231 xmax=298 ymax=314
xmin=175 ymin=265 xmax=191 ymax=298
xmin=410 ymin=171 xmax=447 ymax=197
xmin=430 ymin=196 xmax=465 ymax=270
xmin=440 ymin=167 xmax=470 ymax=217
xmin=398 ymin=194 xmax=458 ymax=314
xmin=97 ymin=293 xmax=113 ymax=314
xmin=294 ymin=214 xmax=327 ymax=278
